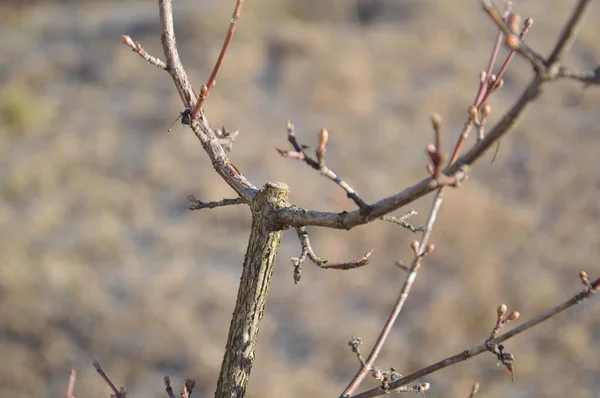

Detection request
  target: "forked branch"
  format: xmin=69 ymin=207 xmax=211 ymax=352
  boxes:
xmin=352 ymin=274 xmax=600 ymax=398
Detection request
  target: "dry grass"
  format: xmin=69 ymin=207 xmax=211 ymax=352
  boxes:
xmin=1 ymin=0 xmax=599 ymax=397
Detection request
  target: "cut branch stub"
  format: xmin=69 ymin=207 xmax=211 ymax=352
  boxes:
xmin=215 ymin=182 xmax=290 ymax=398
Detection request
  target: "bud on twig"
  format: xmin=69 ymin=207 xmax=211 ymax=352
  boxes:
xmin=410 ymin=241 xmax=420 ymax=255
xmin=508 ymin=13 xmax=522 ymax=34
xmin=506 ymin=311 xmax=520 ymax=322
xmin=122 ymin=35 xmax=135 ymax=48
xmin=497 ymin=304 xmax=507 ymax=318
xmin=481 ymin=104 xmax=492 ymax=118
xmin=506 ymin=34 xmax=520 ymax=50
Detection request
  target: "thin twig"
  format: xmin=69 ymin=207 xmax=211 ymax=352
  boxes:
xmin=157 ymin=0 xmax=257 ymax=201
xmin=547 ymin=0 xmax=591 ymax=65
xmin=66 ymin=369 xmax=76 ymax=398
xmin=191 ymin=0 xmax=245 ymax=118
xmin=341 ymin=190 xmax=443 ymax=397
xmin=186 ymin=194 xmax=245 ymax=210
xmin=93 ymin=360 xmax=124 ymax=398
xmin=277 ymin=122 xmax=368 ymax=209
xmin=380 ymin=210 xmax=424 ymax=233
xmin=121 ymin=35 xmax=167 ymax=70
xmin=558 ymin=65 xmax=600 ymax=85
xmin=481 ymin=1 xmax=546 ymax=73
xmin=352 ymin=275 xmax=600 ymax=398
xmin=292 ymin=226 xmax=371 ymax=283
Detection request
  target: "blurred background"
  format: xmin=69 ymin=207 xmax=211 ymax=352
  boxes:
xmin=1 ymin=0 xmax=599 ymax=397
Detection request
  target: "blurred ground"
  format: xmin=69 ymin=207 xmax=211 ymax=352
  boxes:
xmin=1 ymin=0 xmax=600 ymax=397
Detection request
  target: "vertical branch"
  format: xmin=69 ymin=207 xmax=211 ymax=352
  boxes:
xmin=341 ymin=191 xmax=441 ymax=397
xmin=215 ymin=183 xmax=290 ymax=398
xmin=191 ymin=0 xmax=245 ymax=118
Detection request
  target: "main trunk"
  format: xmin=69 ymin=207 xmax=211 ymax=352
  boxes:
xmin=215 ymin=182 xmax=289 ymax=398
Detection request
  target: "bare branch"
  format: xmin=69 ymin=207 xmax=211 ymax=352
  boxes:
xmin=93 ymin=360 xmax=126 ymax=398
xmin=380 ymin=209 xmax=424 ymax=233
xmin=481 ymin=1 xmax=546 ymax=73
xmin=156 ymin=0 xmax=257 ymax=201
xmin=191 ymin=0 xmax=245 ymax=118
xmin=558 ymin=65 xmax=600 ymax=86
xmin=292 ymin=226 xmax=371 ymax=283
xmin=547 ymin=0 xmax=592 ymax=65
xmin=186 ymin=194 xmax=245 ymax=210
xmin=341 ymin=191 xmax=442 ymax=397
xmin=352 ymin=274 xmax=600 ymax=398
xmin=277 ymin=122 xmax=368 ymax=209
xmin=121 ymin=35 xmax=167 ymax=70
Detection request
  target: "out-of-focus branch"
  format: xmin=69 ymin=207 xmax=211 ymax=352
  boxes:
xmin=352 ymin=274 xmax=600 ymax=398
xmin=558 ymin=65 xmax=600 ymax=85
xmin=546 ymin=0 xmax=591 ymax=65
xmin=66 ymin=369 xmax=76 ymax=398
xmin=93 ymin=360 xmax=126 ymax=398
xmin=468 ymin=383 xmax=480 ymax=398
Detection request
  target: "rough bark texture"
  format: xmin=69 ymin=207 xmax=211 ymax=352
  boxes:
xmin=215 ymin=182 xmax=290 ymax=398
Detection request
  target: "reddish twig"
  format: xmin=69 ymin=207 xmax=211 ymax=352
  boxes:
xmin=341 ymin=193 xmax=441 ymax=397
xmin=66 ymin=369 xmax=76 ymax=398
xmin=352 ymin=274 xmax=600 ymax=398
xmin=190 ymin=0 xmax=245 ymax=119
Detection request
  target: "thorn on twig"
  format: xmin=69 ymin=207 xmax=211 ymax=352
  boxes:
xmin=93 ymin=360 xmax=126 ymax=398
xmin=186 ymin=194 xmax=245 ymax=210
xmin=291 ymin=227 xmax=371 ymax=283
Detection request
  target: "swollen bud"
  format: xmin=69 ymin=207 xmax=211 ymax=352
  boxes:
xmin=497 ymin=304 xmax=507 ymax=318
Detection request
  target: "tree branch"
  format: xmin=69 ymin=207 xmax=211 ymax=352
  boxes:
xmin=546 ymin=0 xmax=591 ymax=65
xmin=291 ymin=226 xmax=371 ymax=283
xmin=341 ymin=192 xmax=441 ymax=397
xmin=352 ymin=275 xmax=600 ymax=398
xmin=155 ymin=0 xmax=257 ymax=202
